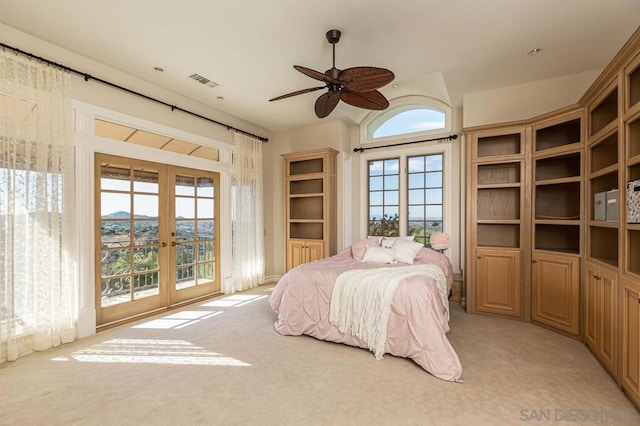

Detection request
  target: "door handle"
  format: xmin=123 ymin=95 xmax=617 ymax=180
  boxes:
xmin=161 ymin=242 xmax=167 ymax=247
xmin=171 ymin=241 xmax=177 ymax=247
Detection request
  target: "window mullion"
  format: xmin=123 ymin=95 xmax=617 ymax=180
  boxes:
xmin=399 ymin=154 xmax=408 ymax=236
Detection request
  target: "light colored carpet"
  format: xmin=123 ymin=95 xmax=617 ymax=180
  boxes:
xmin=1 ymin=284 xmax=638 ymax=426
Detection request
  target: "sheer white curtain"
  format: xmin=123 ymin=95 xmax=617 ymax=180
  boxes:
xmin=0 ymin=49 xmax=76 ymax=363
xmin=226 ymin=132 xmax=264 ymax=293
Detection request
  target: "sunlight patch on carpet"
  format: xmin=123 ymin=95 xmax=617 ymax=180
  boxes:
xmin=132 ymin=311 xmax=223 ymax=329
xmin=200 ymin=294 xmax=267 ymax=308
xmin=60 ymin=338 xmax=251 ymax=366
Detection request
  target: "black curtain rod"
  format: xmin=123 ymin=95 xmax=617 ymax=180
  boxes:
xmin=0 ymin=42 xmax=268 ymax=143
xmin=353 ymin=134 xmax=458 ymax=153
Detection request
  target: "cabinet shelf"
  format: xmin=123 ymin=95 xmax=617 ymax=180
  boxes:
xmin=627 ymin=154 xmax=640 ymax=168
xmin=477 ymin=162 xmax=521 ymax=185
xmin=477 ymin=219 xmax=521 ymax=225
xmin=629 ymin=116 xmax=640 ymax=159
xmin=629 ymin=61 xmax=640 ymax=111
xmin=590 ymin=131 xmax=619 ymax=173
xmin=535 ymin=223 xmax=580 ymax=253
xmin=535 ymin=218 xmax=581 ymax=225
xmin=589 ymin=220 xmax=619 ymax=228
xmin=477 ymin=223 xmax=520 ymax=248
xmin=590 ymin=89 xmax=618 ymax=137
xmin=589 ymin=226 xmax=619 ymax=266
xmin=535 ymin=152 xmax=581 ymax=182
xmin=289 ymin=197 xmax=323 ymax=220
xmin=289 ymin=158 xmax=324 ymax=175
xmin=290 ymin=178 xmax=323 ymax=195
xmin=476 ymin=133 xmax=522 ymax=158
xmin=589 ymin=164 xmax=619 ymax=180
xmin=628 ymin=229 xmax=640 ymax=275
xmin=289 ymin=193 xmax=324 ymax=198
xmin=535 ymin=118 xmax=581 ymax=152
xmin=477 ymin=182 xmax=521 ymax=189
xmin=477 ymin=187 xmax=521 ymax=220
xmin=535 ymin=181 xmax=581 ymax=219
xmin=535 ymin=176 xmax=581 ymax=186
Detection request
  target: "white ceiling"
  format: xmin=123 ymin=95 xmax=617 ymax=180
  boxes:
xmin=1 ymin=0 xmax=639 ymax=133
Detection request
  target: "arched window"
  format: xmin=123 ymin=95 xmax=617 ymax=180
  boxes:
xmin=358 ymin=96 xmax=453 ymax=249
xmin=361 ymin=96 xmax=452 ymax=143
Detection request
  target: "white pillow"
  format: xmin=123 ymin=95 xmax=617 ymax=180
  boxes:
xmin=361 ymin=245 xmax=396 ymax=263
xmin=380 ymin=235 xmax=415 ymax=248
xmin=391 ymin=238 xmax=423 ymax=264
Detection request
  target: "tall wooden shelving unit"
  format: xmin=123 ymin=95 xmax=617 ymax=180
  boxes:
xmin=466 ymin=126 xmax=529 ymax=319
xmin=466 ymin=108 xmax=584 ymax=332
xmin=584 ymin=79 xmax=621 ymax=379
xmin=466 ymin=27 xmax=640 ymax=410
xmin=530 ymin=109 xmax=584 ymax=336
xmin=620 ymin=44 xmax=640 ymax=409
xmin=282 ymin=148 xmax=337 ymax=271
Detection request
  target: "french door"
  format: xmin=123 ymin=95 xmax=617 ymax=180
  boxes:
xmin=96 ymin=154 xmax=220 ymax=326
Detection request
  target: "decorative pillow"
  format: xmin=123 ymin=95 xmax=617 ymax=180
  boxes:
xmin=391 ymin=238 xmax=424 ymax=264
xmin=361 ymin=245 xmax=396 ymax=263
xmin=380 ymin=235 xmax=415 ymax=248
xmin=351 ymin=237 xmax=382 ymax=262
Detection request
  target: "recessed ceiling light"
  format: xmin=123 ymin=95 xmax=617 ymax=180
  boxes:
xmin=392 ymin=83 xmax=399 ymax=88
xmin=527 ymin=48 xmax=542 ymax=56
xmin=153 ymin=66 xmax=164 ymax=72
xmin=217 ymin=96 xmax=224 ymax=100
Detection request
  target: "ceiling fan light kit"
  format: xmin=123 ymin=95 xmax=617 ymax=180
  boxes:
xmin=269 ymin=29 xmax=395 ymax=118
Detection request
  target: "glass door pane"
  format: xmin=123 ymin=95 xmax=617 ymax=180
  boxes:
xmin=97 ymin=156 xmax=165 ymax=325
xmin=170 ymin=169 xmax=220 ymax=304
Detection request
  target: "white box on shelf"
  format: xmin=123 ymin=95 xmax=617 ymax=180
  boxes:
xmin=594 ymin=192 xmax=606 ymax=221
xmin=606 ymin=189 xmax=619 ymax=221
xmin=628 ymin=178 xmax=640 ymax=224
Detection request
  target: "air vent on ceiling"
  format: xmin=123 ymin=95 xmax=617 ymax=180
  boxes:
xmin=189 ymin=73 xmax=218 ymax=88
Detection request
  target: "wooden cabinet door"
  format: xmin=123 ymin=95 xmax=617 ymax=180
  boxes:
xmin=287 ymin=239 xmax=324 ymax=270
xmin=585 ymin=261 xmax=618 ymax=377
xmin=476 ymin=248 xmax=522 ymax=317
xmin=599 ymin=266 xmax=618 ymax=375
xmin=585 ymin=263 xmax=598 ymax=349
xmin=306 ymin=240 xmax=324 ymax=263
xmin=287 ymin=240 xmax=306 ymax=270
xmin=531 ymin=252 xmax=580 ymax=335
xmin=622 ymin=276 xmax=640 ymax=407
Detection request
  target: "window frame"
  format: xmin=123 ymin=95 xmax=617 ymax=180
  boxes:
xmin=359 ymin=142 xmax=452 ymax=245
xmin=360 ymin=95 xmax=452 ymax=146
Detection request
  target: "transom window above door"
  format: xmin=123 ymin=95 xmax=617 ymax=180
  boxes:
xmin=95 ymin=119 xmax=220 ymax=160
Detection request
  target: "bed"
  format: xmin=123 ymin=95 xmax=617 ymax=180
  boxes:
xmin=268 ymin=236 xmax=463 ymax=382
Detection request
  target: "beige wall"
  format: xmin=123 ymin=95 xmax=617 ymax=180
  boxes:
xmin=462 ymin=70 xmax=601 ymax=128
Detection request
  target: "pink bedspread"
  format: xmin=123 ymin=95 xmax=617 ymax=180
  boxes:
xmin=268 ymin=247 xmax=463 ymax=382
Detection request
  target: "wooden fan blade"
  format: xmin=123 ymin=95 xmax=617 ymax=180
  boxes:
xmin=315 ymin=90 xmax=341 ymax=118
xmin=340 ymin=89 xmax=389 ymax=110
xmin=294 ymin=65 xmax=340 ymax=85
xmin=269 ymin=86 xmax=325 ymax=102
xmin=338 ymin=67 xmax=394 ymax=92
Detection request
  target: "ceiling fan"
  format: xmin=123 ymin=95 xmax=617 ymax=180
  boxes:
xmin=269 ymin=29 xmax=395 ymax=118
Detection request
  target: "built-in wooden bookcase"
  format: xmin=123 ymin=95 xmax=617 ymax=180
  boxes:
xmin=530 ymin=110 xmax=583 ymax=336
xmin=467 ymin=127 xmax=527 ymax=318
xmin=282 ymin=148 xmax=337 ymax=271
xmin=587 ymin=81 xmax=621 ymax=269
xmin=583 ymin=76 xmax=622 ymax=380
xmin=623 ymin=111 xmax=640 ymax=280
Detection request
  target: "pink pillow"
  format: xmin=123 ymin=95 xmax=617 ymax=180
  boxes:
xmin=351 ymin=237 xmax=381 ymax=261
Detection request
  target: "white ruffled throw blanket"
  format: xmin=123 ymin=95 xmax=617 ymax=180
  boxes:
xmin=329 ymin=264 xmax=448 ymax=360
